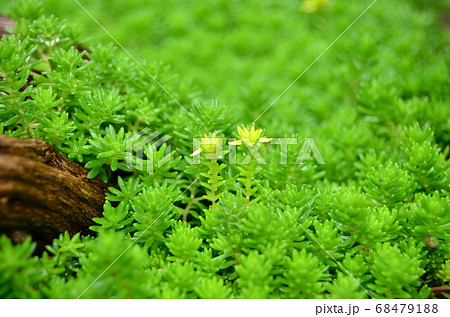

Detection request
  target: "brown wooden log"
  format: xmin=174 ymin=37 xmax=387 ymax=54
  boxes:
xmin=0 ymin=16 xmax=16 ymax=39
xmin=0 ymin=135 xmax=108 ymax=249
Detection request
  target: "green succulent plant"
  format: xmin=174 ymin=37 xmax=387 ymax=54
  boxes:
xmin=0 ymin=0 xmax=449 ymax=299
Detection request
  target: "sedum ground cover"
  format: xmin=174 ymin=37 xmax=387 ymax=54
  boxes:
xmin=0 ymin=0 xmax=449 ymax=298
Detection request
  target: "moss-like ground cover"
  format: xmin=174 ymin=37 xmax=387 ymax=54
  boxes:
xmin=0 ymin=0 xmax=448 ymax=298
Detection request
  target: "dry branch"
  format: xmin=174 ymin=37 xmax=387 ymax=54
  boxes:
xmin=0 ymin=135 xmax=108 ymax=248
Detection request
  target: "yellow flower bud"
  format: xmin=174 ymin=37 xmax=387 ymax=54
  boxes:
xmin=236 ymin=124 xmax=272 ymax=146
xmin=200 ymin=132 xmax=222 ymax=154
xmin=190 ymin=132 xmax=223 ymax=159
xmin=300 ymin=0 xmax=329 ymax=13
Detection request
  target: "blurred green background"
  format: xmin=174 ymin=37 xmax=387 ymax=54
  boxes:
xmin=1 ymin=0 xmax=449 ymax=137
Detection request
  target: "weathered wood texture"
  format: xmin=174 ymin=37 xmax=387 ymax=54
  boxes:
xmin=0 ymin=135 xmax=108 ymax=247
xmin=0 ymin=16 xmax=16 ymax=39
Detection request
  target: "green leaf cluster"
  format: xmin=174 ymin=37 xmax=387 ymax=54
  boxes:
xmin=0 ymin=0 xmax=449 ymax=299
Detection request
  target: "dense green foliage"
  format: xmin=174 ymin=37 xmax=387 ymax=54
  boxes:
xmin=0 ymin=0 xmax=449 ymax=299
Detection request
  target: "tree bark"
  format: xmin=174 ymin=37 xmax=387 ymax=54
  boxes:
xmin=0 ymin=16 xmax=16 ymax=39
xmin=0 ymin=135 xmax=108 ymax=249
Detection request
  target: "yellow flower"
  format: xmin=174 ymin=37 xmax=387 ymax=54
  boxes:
xmin=300 ymin=0 xmax=329 ymax=13
xmin=190 ymin=132 xmax=223 ymax=158
xmin=230 ymin=124 xmax=272 ymax=147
